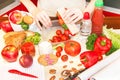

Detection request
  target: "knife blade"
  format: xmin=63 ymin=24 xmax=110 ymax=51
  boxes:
xmin=0 ymin=16 xmax=8 ymax=22
xmin=65 ymin=68 xmax=86 ymax=80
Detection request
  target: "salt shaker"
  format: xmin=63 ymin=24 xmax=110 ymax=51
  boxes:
xmin=80 ymin=12 xmax=92 ymax=36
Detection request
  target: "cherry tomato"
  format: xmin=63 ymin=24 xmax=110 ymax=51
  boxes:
xmin=52 ymin=36 xmax=58 ymax=40
xmin=61 ymin=55 xmax=68 ymax=62
xmin=64 ymin=29 xmax=70 ymax=36
xmin=56 ymin=46 xmax=63 ymax=52
xmin=61 ymin=34 xmax=69 ymax=41
xmin=56 ymin=52 xmax=61 ymax=57
xmin=52 ymin=36 xmax=61 ymax=42
xmin=56 ymin=30 xmax=62 ymax=35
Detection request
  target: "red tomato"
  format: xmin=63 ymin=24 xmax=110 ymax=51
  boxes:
xmin=52 ymin=36 xmax=58 ymax=40
xmin=56 ymin=52 xmax=61 ymax=57
xmin=52 ymin=36 xmax=61 ymax=42
xmin=64 ymin=29 xmax=70 ymax=36
xmin=1 ymin=45 xmax=19 ymax=62
xmin=56 ymin=46 xmax=63 ymax=52
xmin=64 ymin=40 xmax=81 ymax=56
xmin=21 ymin=42 xmax=35 ymax=57
xmin=61 ymin=55 xmax=68 ymax=62
xmin=61 ymin=34 xmax=69 ymax=41
xmin=56 ymin=30 xmax=62 ymax=35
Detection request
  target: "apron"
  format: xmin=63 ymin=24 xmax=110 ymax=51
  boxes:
xmin=37 ymin=0 xmax=86 ymax=17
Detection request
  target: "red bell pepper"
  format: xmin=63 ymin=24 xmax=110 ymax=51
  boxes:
xmin=94 ymin=36 xmax=112 ymax=55
xmin=80 ymin=51 xmax=99 ymax=68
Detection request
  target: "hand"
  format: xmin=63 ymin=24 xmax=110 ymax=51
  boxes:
xmin=34 ymin=10 xmax=52 ymax=30
xmin=63 ymin=8 xmax=83 ymax=24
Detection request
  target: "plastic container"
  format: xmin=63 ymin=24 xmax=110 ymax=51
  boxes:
xmin=91 ymin=0 xmax=104 ymax=36
xmin=80 ymin=12 xmax=92 ymax=36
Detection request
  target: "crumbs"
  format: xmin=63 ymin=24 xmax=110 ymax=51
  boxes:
xmin=48 ymin=60 xmax=84 ymax=80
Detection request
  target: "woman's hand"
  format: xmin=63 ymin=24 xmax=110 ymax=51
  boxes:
xmin=63 ymin=8 xmax=83 ymax=24
xmin=34 ymin=10 xmax=52 ymax=30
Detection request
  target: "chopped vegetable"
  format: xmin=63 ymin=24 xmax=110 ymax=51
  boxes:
xmin=25 ymin=32 xmax=41 ymax=45
xmin=86 ymin=33 xmax=98 ymax=50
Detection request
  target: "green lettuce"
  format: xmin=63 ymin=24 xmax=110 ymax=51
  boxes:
xmin=103 ymin=26 xmax=120 ymax=55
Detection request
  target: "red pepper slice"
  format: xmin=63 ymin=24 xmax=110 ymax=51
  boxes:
xmin=8 ymin=69 xmax=38 ymax=78
xmin=80 ymin=51 xmax=99 ymax=68
xmin=94 ymin=36 xmax=112 ymax=55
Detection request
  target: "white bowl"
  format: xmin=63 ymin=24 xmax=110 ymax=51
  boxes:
xmin=9 ymin=10 xmax=40 ymax=33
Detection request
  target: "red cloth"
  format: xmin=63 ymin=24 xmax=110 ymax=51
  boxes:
xmin=2 ymin=0 xmax=37 ymax=16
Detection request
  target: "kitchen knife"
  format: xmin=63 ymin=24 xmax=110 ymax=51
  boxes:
xmin=65 ymin=68 xmax=86 ymax=80
xmin=0 ymin=16 xmax=8 ymax=22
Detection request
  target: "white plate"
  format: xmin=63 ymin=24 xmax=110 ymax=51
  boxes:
xmin=8 ymin=10 xmax=41 ymax=33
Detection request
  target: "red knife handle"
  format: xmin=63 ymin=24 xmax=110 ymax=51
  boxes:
xmin=8 ymin=69 xmax=38 ymax=78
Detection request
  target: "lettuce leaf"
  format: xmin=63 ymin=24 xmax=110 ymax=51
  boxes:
xmin=103 ymin=26 xmax=120 ymax=55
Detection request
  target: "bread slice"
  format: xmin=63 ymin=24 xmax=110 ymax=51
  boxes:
xmin=3 ymin=31 xmax=26 ymax=49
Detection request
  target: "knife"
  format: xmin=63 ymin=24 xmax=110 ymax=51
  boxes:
xmin=65 ymin=68 xmax=86 ymax=80
xmin=0 ymin=16 xmax=8 ymax=22
xmin=8 ymin=69 xmax=38 ymax=78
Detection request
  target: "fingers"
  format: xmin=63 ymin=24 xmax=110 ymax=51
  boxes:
xmin=35 ymin=19 xmax=43 ymax=30
xmin=63 ymin=8 xmax=83 ymax=24
xmin=36 ymin=11 xmax=52 ymax=28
